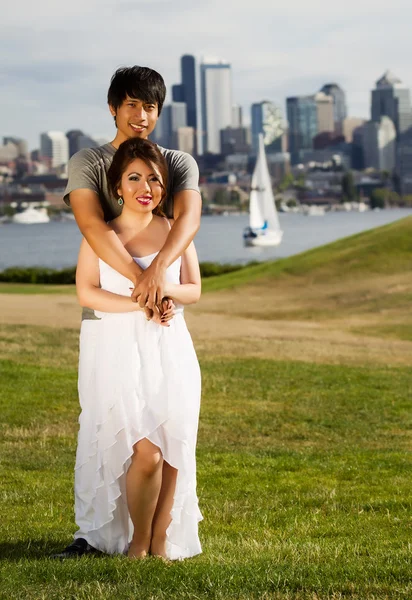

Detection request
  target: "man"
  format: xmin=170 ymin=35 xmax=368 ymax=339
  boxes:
xmin=54 ymin=66 xmax=201 ymax=558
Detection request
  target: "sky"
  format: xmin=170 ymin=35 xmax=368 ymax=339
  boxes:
xmin=1 ymin=0 xmax=411 ymax=150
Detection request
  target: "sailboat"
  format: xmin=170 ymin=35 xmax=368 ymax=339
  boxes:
xmin=243 ymin=134 xmax=283 ymax=247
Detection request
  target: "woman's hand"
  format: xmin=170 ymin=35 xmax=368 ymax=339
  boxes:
xmin=151 ymin=298 xmax=175 ymax=327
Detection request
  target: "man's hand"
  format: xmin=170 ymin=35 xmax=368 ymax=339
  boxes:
xmin=131 ymin=259 xmax=166 ymax=310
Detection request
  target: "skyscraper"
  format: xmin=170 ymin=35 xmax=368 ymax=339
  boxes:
xmin=371 ymin=70 xmax=412 ymax=135
xmin=181 ymin=55 xmax=197 ymax=131
xmin=157 ymin=103 xmax=187 ymax=149
xmin=314 ymin=92 xmax=334 ymax=133
xmin=320 ymin=83 xmax=347 ymax=133
xmin=251 ymin=101 xmax=286 ymax=155
xmin=232 ymin=105 xmax=242 ymax=128
xmin=66 ymin=130 xmax=97 ymax=157
xmin=200 ymin=58 xmax=232 ymax=154
xmin=286 ymin=96 xmax=318 ymax=165
xmin=172 ymin=84 xmax=185 ymax=103
xmin=363 ymin=117 xmax=396 ymax=172
xmin=40 ymin=131 xmax=69 ymax=168
xmin=171 ymin=55 xmax=197 ymax=139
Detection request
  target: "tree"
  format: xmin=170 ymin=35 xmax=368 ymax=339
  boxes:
xmin=213 ymin=188 xmax=230 ymax=205
xmin=341 ymin=170 xmax=357 ymax=202
xmin=370 ymin=188 xmax=386 ymax=209
xmin=401 ymin=195 xmax=412 ymax=207
xmin=278 ymin=173 xmax=294 ymax=192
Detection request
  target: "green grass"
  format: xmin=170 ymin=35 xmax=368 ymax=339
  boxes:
xmin=1 ymin=325 xmax=411 ymax=599
xmin=203 ymin=215 xmax=412 ymax=292
xmin=0 ymin=283 xmax=76 ymax=295
xmin=352 ymin=323 xmax=412 ymax=343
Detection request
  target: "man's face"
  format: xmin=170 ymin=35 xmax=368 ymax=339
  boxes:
xmin=110 ymin=96 xmax=159 ymax=143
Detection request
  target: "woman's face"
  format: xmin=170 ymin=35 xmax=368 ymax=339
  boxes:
xmin=117 ymin=158 xmax=163 ymax=214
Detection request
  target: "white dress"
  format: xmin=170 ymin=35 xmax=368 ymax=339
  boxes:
xmin=74 ymin=253 xmax=202 ymax=560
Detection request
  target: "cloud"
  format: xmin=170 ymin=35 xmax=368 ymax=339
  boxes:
xmin=1 ymin=0 xmax=411 ymax=148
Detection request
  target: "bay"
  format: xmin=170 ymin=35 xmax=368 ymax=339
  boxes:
xmin=0 ymin=209 xmax=411 ymax=271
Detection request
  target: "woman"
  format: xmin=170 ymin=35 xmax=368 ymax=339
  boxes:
xmin=74 ymin=137 xmax=202 ymax=560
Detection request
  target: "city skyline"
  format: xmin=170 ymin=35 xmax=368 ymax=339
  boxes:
xmin=1 ymin=0 xmax=411 ymax=149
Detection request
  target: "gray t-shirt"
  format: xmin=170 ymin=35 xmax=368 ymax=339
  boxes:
xmin=63 ymin=143 xmax=200 ymax=219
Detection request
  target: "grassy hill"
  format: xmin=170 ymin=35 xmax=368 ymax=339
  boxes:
xmin=203 ymin=216 xmax=412 ymax=293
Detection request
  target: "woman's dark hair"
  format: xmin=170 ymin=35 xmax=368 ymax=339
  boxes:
xmin=107 ymin=138 xmax=168 ymax=216
xmin=107 ymin=66 xmax=166 ymax=115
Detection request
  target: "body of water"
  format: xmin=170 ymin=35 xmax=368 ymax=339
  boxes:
xmin=0 ymin=209 xmax=411 ymax=270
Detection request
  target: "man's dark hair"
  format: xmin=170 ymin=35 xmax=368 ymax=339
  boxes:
xmin=107 ymin=137 xmax=168 ymax=216
xmin=107 ymin=66 xmax=166 ymax=115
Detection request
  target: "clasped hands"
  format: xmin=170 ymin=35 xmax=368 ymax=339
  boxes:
xmin=131 ymin=261 xmax=174 ymax=328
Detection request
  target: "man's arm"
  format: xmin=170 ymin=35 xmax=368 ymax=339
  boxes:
xmin=71 ymin=189 xmax=142 ymax=285
xmin=132 ymin=189 xmax=201 ymax=308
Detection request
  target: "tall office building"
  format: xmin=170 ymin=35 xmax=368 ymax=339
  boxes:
xmin=3 ymin=136 xmax=28 ymax=157
xmin=40 ymin=131 xmax=69 ymax=168
xmin=286 ymin=96 xmax=318 ymax=165
xmin=181 ymin=55 xmax=197 ymax=130
xmin=363 ymin=116 xmax=396 ymax=171
xmin=342 ymin=117 xmax=366 ymax=143
xmin=66 ymin=130 xmax=98 ymax=157
xmin=158 ymin=103 xmax=187 ymax=149
xmin=314 ymin=92 xmax=334 ymax=133
xmin=371 ymin=70 xmax=412 ymax=135
xmin=320 ymin=83 xmax=347 ymax=133
xmin=172 ymin=84 xmax=185 ymax=103
xmin=171 ymin=55 xmax=197 ymax=131
xmin=251 ymin=101 xmax=286 ymax=155
xmin=200 ymin=58 xmax=232 ymax=154
xmin=232 ymin=105 xmax=242 ymax=128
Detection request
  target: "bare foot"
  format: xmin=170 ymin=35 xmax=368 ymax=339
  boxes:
xmin=150 ymin=535 xmax=167 ymax=559
xmin=127 ymin=544 xmax=148 ymax=559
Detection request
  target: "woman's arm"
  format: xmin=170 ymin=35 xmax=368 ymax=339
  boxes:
xmin=71 ymin=190 xmax=143 ymax=287
xmin=163 ymin=241 xmax=201 ymax=305
xmin=76 ymin=238 xmax=144 ymax=314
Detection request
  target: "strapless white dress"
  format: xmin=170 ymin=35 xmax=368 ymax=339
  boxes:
xmin=74 ymin=253 xmax=202 ymax=560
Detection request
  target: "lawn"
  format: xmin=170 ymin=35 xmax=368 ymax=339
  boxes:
xmin=1 ymin=324 xmax=411 ymax=599
xmin=1 ymin=218 xmax=412 ymax=599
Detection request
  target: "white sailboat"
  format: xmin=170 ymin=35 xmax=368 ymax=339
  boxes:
xmin=243 ymin=134 xmax=283 ymax=247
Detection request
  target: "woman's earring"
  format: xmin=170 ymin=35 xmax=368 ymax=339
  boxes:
xmin=117 ymin=197 xmax=124 ymax=206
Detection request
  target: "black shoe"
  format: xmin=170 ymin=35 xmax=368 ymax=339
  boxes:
xmin=51 ymin=537 xmax=97 ymax=559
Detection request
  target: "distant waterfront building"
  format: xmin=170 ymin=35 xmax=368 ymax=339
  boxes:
xmin=171 ymin=55 xmax=197 ymax=146
xmin=351 ymin=125 xmax=365 ymax=170
xmin=286 ymin=96 xmax=318 ymax=165
xmin=172 ymin=84 xmax=185 ymax=103
xmin=220 ymin=127 xmax=250 ymax=156
xmin=200 ymin=57 xmax=233 ymax=154
xmin=371 ymin=71 xmax=412 ymax=135
xmin=314 ymin=92 xmax=334 ymax=133
xmin=66 ymin=130 xmax=98 ymax=157
xmin=342 ymin=117 xmax=366 ymax=143
xmin=320 ymin=83 xmax=347 ymax=133
xmin=362 ymin=116 xmax=396 ymax=172
xmin=40 ymin=131 xmax=69 ymax=168
xmin=3 ymin=137 xmax=28 ymax=157
xmin=231 ymin=105 xmax=242 ymax=128
xmin=251 ymin=101 xmax=286 ymax=155
xmin=0 ymin=141 xmax=20 ymax=163
xmin=175 ymin=127 xmax=195 ymax=155
xmin=158 ymin=103 xmax=187 ymax=149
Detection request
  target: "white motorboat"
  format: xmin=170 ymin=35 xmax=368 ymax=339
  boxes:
xmin=243 ymin=134 xmax=283 ymax=247
xmin=303 ymin=205 xmax=326 ymax=217
xmin=12 ymin=207 xmax=50 ymax=224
